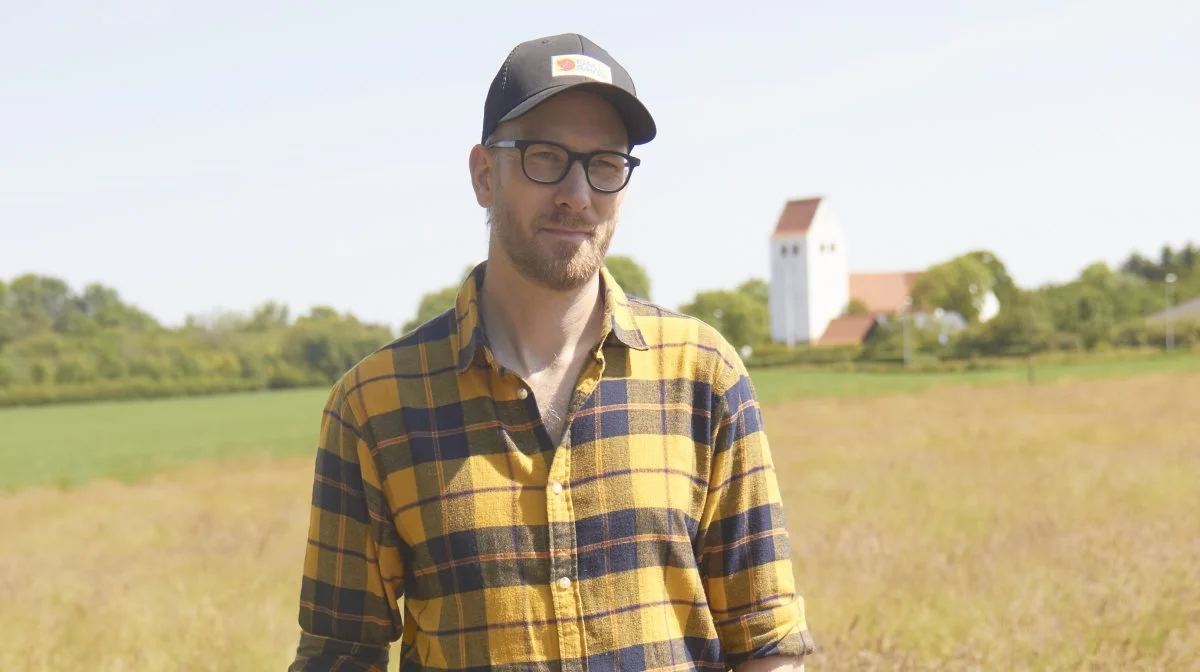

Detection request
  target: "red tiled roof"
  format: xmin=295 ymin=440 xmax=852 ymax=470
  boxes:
xmin=770 ymin=197 xmax=821 ymax=239
xmin=819 ymin=315 xmax=878 ymax=346
xmin=849 ymin=272 xmax=922 ymax=314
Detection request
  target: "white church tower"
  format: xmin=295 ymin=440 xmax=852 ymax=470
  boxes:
xmin=769 ymin=197 xmax=850 ymax=346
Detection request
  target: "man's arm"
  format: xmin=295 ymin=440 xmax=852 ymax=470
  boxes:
xmin=289 ymin=381 xmax=406 ymax=672
xmin=699 ymin=349 xmax=816 ymax=670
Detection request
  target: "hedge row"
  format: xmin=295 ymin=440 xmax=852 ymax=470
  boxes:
xmin=2 ymin=339 xmax=1195 ymax=408
xmin=0 ymin=376 xmax=324 ymax=408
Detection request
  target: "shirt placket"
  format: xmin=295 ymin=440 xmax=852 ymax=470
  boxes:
xmin=543 ymin=355 xmax=605 ymax=672
xmin=546 ymin=430 xmax=583 ymax=672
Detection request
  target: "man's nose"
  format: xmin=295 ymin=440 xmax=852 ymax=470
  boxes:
xmin=554 ymin=161 xmax=591 ymax=211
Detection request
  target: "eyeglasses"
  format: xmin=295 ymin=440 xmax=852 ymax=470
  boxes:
xmin=485 ymin=139 xmax=640 ymax=193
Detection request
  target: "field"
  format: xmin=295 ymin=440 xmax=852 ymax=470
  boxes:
xmin=1 ymin=356 xmax=1198 ymax=670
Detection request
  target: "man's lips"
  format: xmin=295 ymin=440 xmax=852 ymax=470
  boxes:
xmin=541 ymin=227 xmax=594 ymax=240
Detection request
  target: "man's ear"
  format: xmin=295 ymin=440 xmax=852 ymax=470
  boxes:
xmin=469 ymin=144 xmax=494 ymax=208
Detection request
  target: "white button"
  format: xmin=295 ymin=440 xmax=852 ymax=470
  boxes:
xmin=551 ymin=481 xmax=563 ymax=495
xmin=557 ymin=576 xmax=571 ymax=590
xmin=517 ymin=387 xmax=529 ymax=400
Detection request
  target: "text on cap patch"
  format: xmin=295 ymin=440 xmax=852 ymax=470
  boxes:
xmin=550 ymin=54 xmax=613 ymax=84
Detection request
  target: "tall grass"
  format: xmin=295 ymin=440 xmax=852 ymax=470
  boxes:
xmin=0 ymin=457 xmax=318 ymax=671
xmin=0 ymin=368 xmax=1197 ymax=669
xmin=769 ymin=370 xmax=1200 ymax=669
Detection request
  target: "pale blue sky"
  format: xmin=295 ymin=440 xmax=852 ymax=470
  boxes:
xmin=2 ymin=1 xmax=1197 ymax=330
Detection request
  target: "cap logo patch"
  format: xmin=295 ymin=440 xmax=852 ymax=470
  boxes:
xmin=551 ymin=54 xmax=612 ymax=84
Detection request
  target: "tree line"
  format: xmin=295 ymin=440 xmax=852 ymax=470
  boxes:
xmin=0 ymin=278 xmax=394 ymax=406
xmin=0 ymin=247 xmax=1196 ymax=407
xmin=683 ymin=243 xmax=1200 ymax=365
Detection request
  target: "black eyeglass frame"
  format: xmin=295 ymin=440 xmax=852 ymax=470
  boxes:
xmin=485 ymin=139 xmax=641 ymax=193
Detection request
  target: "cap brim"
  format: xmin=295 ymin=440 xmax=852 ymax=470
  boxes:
xmin=498 ymin=81 xmax=657 ymax=147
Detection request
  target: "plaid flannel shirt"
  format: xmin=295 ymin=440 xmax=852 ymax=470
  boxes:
xmin=290 ymin=262 xmax=814 ymax=671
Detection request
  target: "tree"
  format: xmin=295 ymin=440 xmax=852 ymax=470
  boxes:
xmin=954 ymin=290 xmax=1058 ymax=356
xmin=245 ymin=301 xmax=290 ymax=332
xmin=78 ymin=283 xmax=159 ymax=332
xmin=401 ymin=266 xmax=475 ymax=334
xmin=736 ymin=278 xmax=769 ymax=308
xmin=604 ymin=255 xmax=651 ymax=300
xmin=1120 ymin=252 xmax=1160 ymax=281
xmin=0 ymin=280 xmax=13 ymax=348
xmin=965 ymin=250 xmax=1018 ymax=304
xmin=283 ymin=307 xmax=395 ymax=383
xmin=1119 ymin=243 xmax=1198 ymax=282
xmin=679 ymin=287 xmax=769 ymax=350
xmin=1030 ymin=261 xmax=1160 ymax=350
xmin=8 ymin=274 xmax=75 ymax=336
xmin=1161 ymin=245 xmax=1179 ymax=275
xmin=909 ymin=254 xmax=996 ymax=323
xmin=843 ymin=298 xmax=870 ymax=316
xmin=1180 ymin=242 xmax=1198 ymax=271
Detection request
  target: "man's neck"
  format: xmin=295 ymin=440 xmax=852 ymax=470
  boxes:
xmin=478 ymin=256 xmax=605 ymax=379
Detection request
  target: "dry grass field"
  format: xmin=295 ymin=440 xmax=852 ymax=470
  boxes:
xmin=1 ymin=368 xmax=1198 ymax=671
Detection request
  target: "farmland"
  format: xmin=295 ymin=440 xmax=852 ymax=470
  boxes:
xmin=1 ymin=358 xmax=1198 ymax=670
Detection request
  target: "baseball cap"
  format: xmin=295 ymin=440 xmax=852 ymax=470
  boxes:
xmin=481 ymin=33 xmax=657 ymax=148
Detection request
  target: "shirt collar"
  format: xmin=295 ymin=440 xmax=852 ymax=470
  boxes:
xmin=454 ymin=261 xmax=650 ymax=375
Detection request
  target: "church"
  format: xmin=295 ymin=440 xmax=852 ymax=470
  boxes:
xmin=768 ymin=196 xmax=927 ymax=347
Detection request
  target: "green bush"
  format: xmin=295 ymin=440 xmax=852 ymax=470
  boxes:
xmin=0 ymin=377 xmax=269 ymax=408
xmin=744 ymin=342 xmax=862 ymax=368
xmin=1115 ymin=317 xmax=1200 ymax=349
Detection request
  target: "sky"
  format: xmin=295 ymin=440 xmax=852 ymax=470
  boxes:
xmin=2 ymin=0 xmax=1198 ymax=330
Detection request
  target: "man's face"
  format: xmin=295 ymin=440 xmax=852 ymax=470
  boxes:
xmin=476 ymin=90 xmax=631 ymax=292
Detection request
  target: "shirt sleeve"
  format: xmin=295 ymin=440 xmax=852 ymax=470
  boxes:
xmin=700 ymin=352 xmax=816 ymax=668
xmin=289 ymin=381 xmax=407 ymax=671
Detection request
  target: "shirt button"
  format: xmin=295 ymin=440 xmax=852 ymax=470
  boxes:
xmin=557 ymin=576 xmax=571 ymax=590
xmin=551 ymin=481 xmax=563 ymax=495
xmin=517 ymin=387 xmax=529 ymax=400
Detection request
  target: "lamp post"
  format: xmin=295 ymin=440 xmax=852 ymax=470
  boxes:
xmin=1165 ymin=273 xmax=1177 ymax=351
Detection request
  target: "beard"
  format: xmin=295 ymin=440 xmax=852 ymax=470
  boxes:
xmin=487 ymin=197 xmax=616 ymax=292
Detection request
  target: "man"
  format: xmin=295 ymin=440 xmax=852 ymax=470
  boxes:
xmin=289 ymin=33 xmax=815 ymax=671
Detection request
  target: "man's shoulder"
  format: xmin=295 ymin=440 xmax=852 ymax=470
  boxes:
xmin=326 ymin=307 xmax=460 ymax=416
xmin=623 ymin=296 xmax=748 ymax=389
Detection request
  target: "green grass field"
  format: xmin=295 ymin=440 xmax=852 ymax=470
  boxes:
xmin=3 ymin=351 xmax=1198 ymax=492
xmin=0 ymin=387 xmax=329 ymax=492
xmin=749 ymin=349 xmax=1200 ymax=403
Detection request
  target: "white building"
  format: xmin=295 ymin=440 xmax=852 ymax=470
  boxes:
xmin=769 ymin=197 xmax=850 ymax=346
xmin=768 ymin=195 xmax=1000 ymax=347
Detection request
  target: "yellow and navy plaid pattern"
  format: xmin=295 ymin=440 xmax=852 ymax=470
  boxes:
xmin=290 ymin=262 xmax=814 ymax=671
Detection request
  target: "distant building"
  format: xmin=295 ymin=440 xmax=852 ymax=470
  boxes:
xmin=768 ymin=197 xmax=849 ymax=346
xmin=817 ymin=314 xmax=880 ymax=347
xmin=1147 ymin=296 xmax=1200 ymax=322
xmin=848 ymin=272 xmax=922 ymax=314
xmin=768 ymin=195 xmax=995 ymax=346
